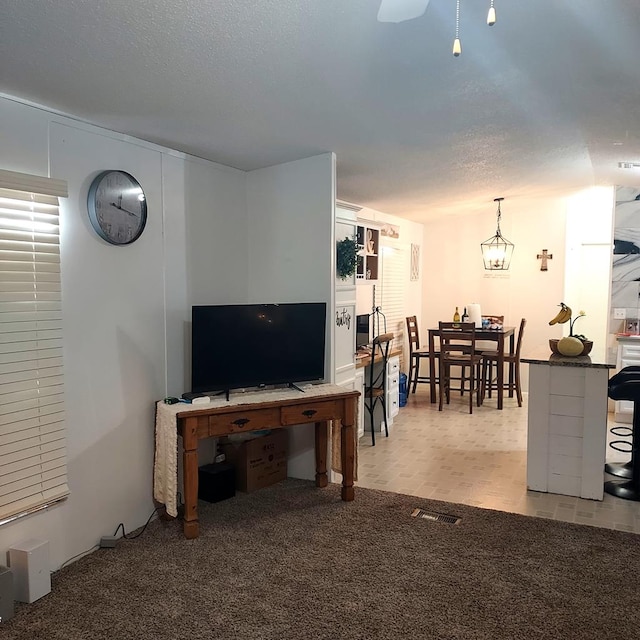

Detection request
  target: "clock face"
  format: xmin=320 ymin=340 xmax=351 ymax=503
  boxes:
xmin=87 ymin=171 xmax=147 ymax=245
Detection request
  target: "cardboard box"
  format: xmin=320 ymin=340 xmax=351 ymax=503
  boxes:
xmin=220 ymin=430 xmax=288 ymax=492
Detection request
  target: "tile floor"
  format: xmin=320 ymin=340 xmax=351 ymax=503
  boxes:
xmin=356 ymin=388 xmax=640 ymax=533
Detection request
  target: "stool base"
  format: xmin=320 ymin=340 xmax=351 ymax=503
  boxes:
xmin=604 ymin=461 xmax=633 ymax=479
xmin=604 ymin=479 xmax=640 ymax=501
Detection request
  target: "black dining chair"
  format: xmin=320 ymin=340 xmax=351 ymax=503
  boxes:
xmin=438 ymin=322 xmax=483 ymax=414
xmin=363 ymin=332 xmax=394 ymax=446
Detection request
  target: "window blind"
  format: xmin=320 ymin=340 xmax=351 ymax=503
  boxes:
xmin=380 ymin=243 xmax=409 ymax=371
xmin=0 ymin=175 xmax=69 ymax=524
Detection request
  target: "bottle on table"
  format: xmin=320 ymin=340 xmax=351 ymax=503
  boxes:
xmin=461 ymin=307 xmax=469 ymax=322
xmin=453 ymin=306 xmax=461 ymax=322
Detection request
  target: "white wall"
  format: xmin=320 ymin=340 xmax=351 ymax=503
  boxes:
xmin=0 ymin=96 xmax=249 ymax=570
xmin=420 ymin=195 xmax=568 ymax=390
xmin=564 ymin=187 xmax=614 ymax=354
xmin=0 ymin=96 xmax=338 ymax=569
xmin=246 ymin=153 xmax=336 ymax=480
xmin=246 ymin=153 xmax=335 ymax=305
xmin=50 ymin=121 xmax=167 ymax=565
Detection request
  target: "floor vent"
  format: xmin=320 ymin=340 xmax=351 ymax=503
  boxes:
xmin=411 ymin=508 xmax=461 ymax=525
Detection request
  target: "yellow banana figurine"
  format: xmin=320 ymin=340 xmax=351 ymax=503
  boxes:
xmin=549 ymin=303 xmax=572 ymax=325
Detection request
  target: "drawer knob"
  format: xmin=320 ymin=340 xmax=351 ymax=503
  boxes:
xmin=232 ymin=418 xmax=250 ymax=426
xmin=302 ymin=409 xmax=317 ymax=417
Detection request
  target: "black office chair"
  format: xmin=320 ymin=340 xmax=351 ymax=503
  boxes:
xmin=363 ymin=333 xmax=394 ymax=446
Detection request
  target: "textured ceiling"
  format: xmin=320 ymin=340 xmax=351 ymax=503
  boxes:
xmin=2 ymin=0 xmax=640 ymax=222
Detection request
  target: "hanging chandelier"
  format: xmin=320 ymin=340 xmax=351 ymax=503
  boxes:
xmin=480 ymin=197 xmax=514 ymax=270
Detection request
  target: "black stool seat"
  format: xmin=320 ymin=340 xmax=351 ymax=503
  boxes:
xmin=605 ymin=376 xmax=640 ymax=500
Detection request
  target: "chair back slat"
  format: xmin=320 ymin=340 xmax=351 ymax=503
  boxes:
xmin=438 ymin=321 xmax=476 ymax=358
xmin=406 ymin=316 xmax=421 ymax=352
xmin=437 ymin=322 xmax=481 ymax=414
xmin=514 ymin=318 xmax=527 ymax=358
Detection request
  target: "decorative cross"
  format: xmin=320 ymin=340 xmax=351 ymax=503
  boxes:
xmin=537 ymin=249 xmax=553 ymax=271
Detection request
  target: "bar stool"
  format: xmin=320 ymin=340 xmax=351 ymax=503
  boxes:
xmin=604 ymin=371 xmax=640 ymax=500
xmin=405 ymin=316 xmax=437 ymax=394
xmin=363 ymin=333 xmax=394 ymax=446
xmin=605 ymin=367 xmax=640 ymax=479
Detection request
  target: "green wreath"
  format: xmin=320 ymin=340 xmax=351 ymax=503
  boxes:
xmin=336 ymin=236 xmax=359 ymax=280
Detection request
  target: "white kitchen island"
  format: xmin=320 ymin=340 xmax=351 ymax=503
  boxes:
xmin=522 ymin=345 xmax=615 ymax=500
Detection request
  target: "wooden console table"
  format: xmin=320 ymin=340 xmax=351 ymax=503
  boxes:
xmin=154 ymin=384 xmax=359 ymax=539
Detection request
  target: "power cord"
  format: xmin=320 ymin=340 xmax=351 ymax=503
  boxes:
xmin=58 ymin=506 xmax=165 ymax=567
xmin=111 ymin=506 xmax=162 ymax=541
xmin=57 ymin=544 xmax=100 ymax=571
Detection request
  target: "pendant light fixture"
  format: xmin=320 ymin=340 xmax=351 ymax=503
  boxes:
xmin=452 ymin=0 xmax=461 ymax=57
xmin=487 ymin=0 xmax=496 ymax=26
xmin=480 ymin=197 xmax=514 ymax=270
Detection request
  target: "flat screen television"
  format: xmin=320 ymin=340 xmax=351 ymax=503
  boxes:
xmin=189 ymin=302 xmax=327 ymax=398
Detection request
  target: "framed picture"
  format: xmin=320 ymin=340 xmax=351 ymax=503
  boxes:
xmin=381 ymin=223 xmax=400 ymax=239
xmin=410 ymin=244 xmax=420 ymax=281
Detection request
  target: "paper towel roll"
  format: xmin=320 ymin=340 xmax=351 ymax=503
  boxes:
xmin=467 ymin=303 xmax=482 ymax=328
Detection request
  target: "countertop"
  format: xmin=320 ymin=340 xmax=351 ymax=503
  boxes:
xmin=522 ymin=343 xmax=615 ymax=369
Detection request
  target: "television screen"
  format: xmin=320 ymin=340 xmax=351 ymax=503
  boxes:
xmin=190 ymin=302 xmax=326 ymax=395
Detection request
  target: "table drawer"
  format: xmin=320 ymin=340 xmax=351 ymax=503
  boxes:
xmin=208 ymin=408 xmax=280 ymax=436
xmin=281 ymin=400 xmax=342 ymax=425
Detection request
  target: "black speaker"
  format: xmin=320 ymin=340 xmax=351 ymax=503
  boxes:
xmin=198 ymin=462 xmax=236 ymax=503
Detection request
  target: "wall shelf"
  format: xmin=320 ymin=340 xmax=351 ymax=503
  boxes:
xmin=356 ymin=224 xmax=379 ymax=282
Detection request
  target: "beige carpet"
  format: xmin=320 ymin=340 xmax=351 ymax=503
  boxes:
xmin=3 ymin=479 xmax=640 ymax=639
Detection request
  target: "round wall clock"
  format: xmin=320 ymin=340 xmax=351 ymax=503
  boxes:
xmin=87 ymin=170 xmax=147 ymax=245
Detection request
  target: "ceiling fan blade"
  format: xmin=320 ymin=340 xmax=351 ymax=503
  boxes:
xmin=377 ymin=0 xmax=431 ymax=23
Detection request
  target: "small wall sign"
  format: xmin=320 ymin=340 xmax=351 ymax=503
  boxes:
xmin=335 ymin=308 xmax=352 ymax=330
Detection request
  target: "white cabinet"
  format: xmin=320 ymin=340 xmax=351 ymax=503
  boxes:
xmin=386 ymin=355 xmax=400 ymax=424
xmin=614 ymin=338 xmax=640 ymax=423
xmin=355 ymin=368 xmax=365 ymax=439
xmin=526 ymin=360 xmax=610 ymax=500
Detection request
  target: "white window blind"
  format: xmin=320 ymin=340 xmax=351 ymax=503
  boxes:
xmin=380 ymin=243 xmax=410 ymax=371
xmin=0 ymin=172 xmax=69 ymax=524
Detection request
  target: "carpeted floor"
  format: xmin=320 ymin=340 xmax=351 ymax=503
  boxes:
xmin=3 ymin=479 xmax=640 ymax=639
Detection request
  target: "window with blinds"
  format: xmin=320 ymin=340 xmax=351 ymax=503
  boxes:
xmin=379 ymin=243 xmax=410 ymax=370
xmin=0 ymin=170 xmax=69 ymax=525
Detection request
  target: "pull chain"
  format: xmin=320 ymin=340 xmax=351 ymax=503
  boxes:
xmin=487 ymin=0 xmax=496 ymax=26
xmin=453 ymin=0 xmax=461 ymax=56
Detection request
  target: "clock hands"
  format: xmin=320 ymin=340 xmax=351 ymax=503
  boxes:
xmin=110 ymin=201 xmax=139 ymax=217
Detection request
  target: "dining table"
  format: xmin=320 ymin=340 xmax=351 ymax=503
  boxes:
xmin=427 ymin=325 xmax=516 ymax=409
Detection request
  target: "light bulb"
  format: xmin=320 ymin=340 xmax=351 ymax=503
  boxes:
xmin=453 ymin=37 xmax=461 ymax=57
xmin=487 ymin=6 xmax=496 ymax=25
